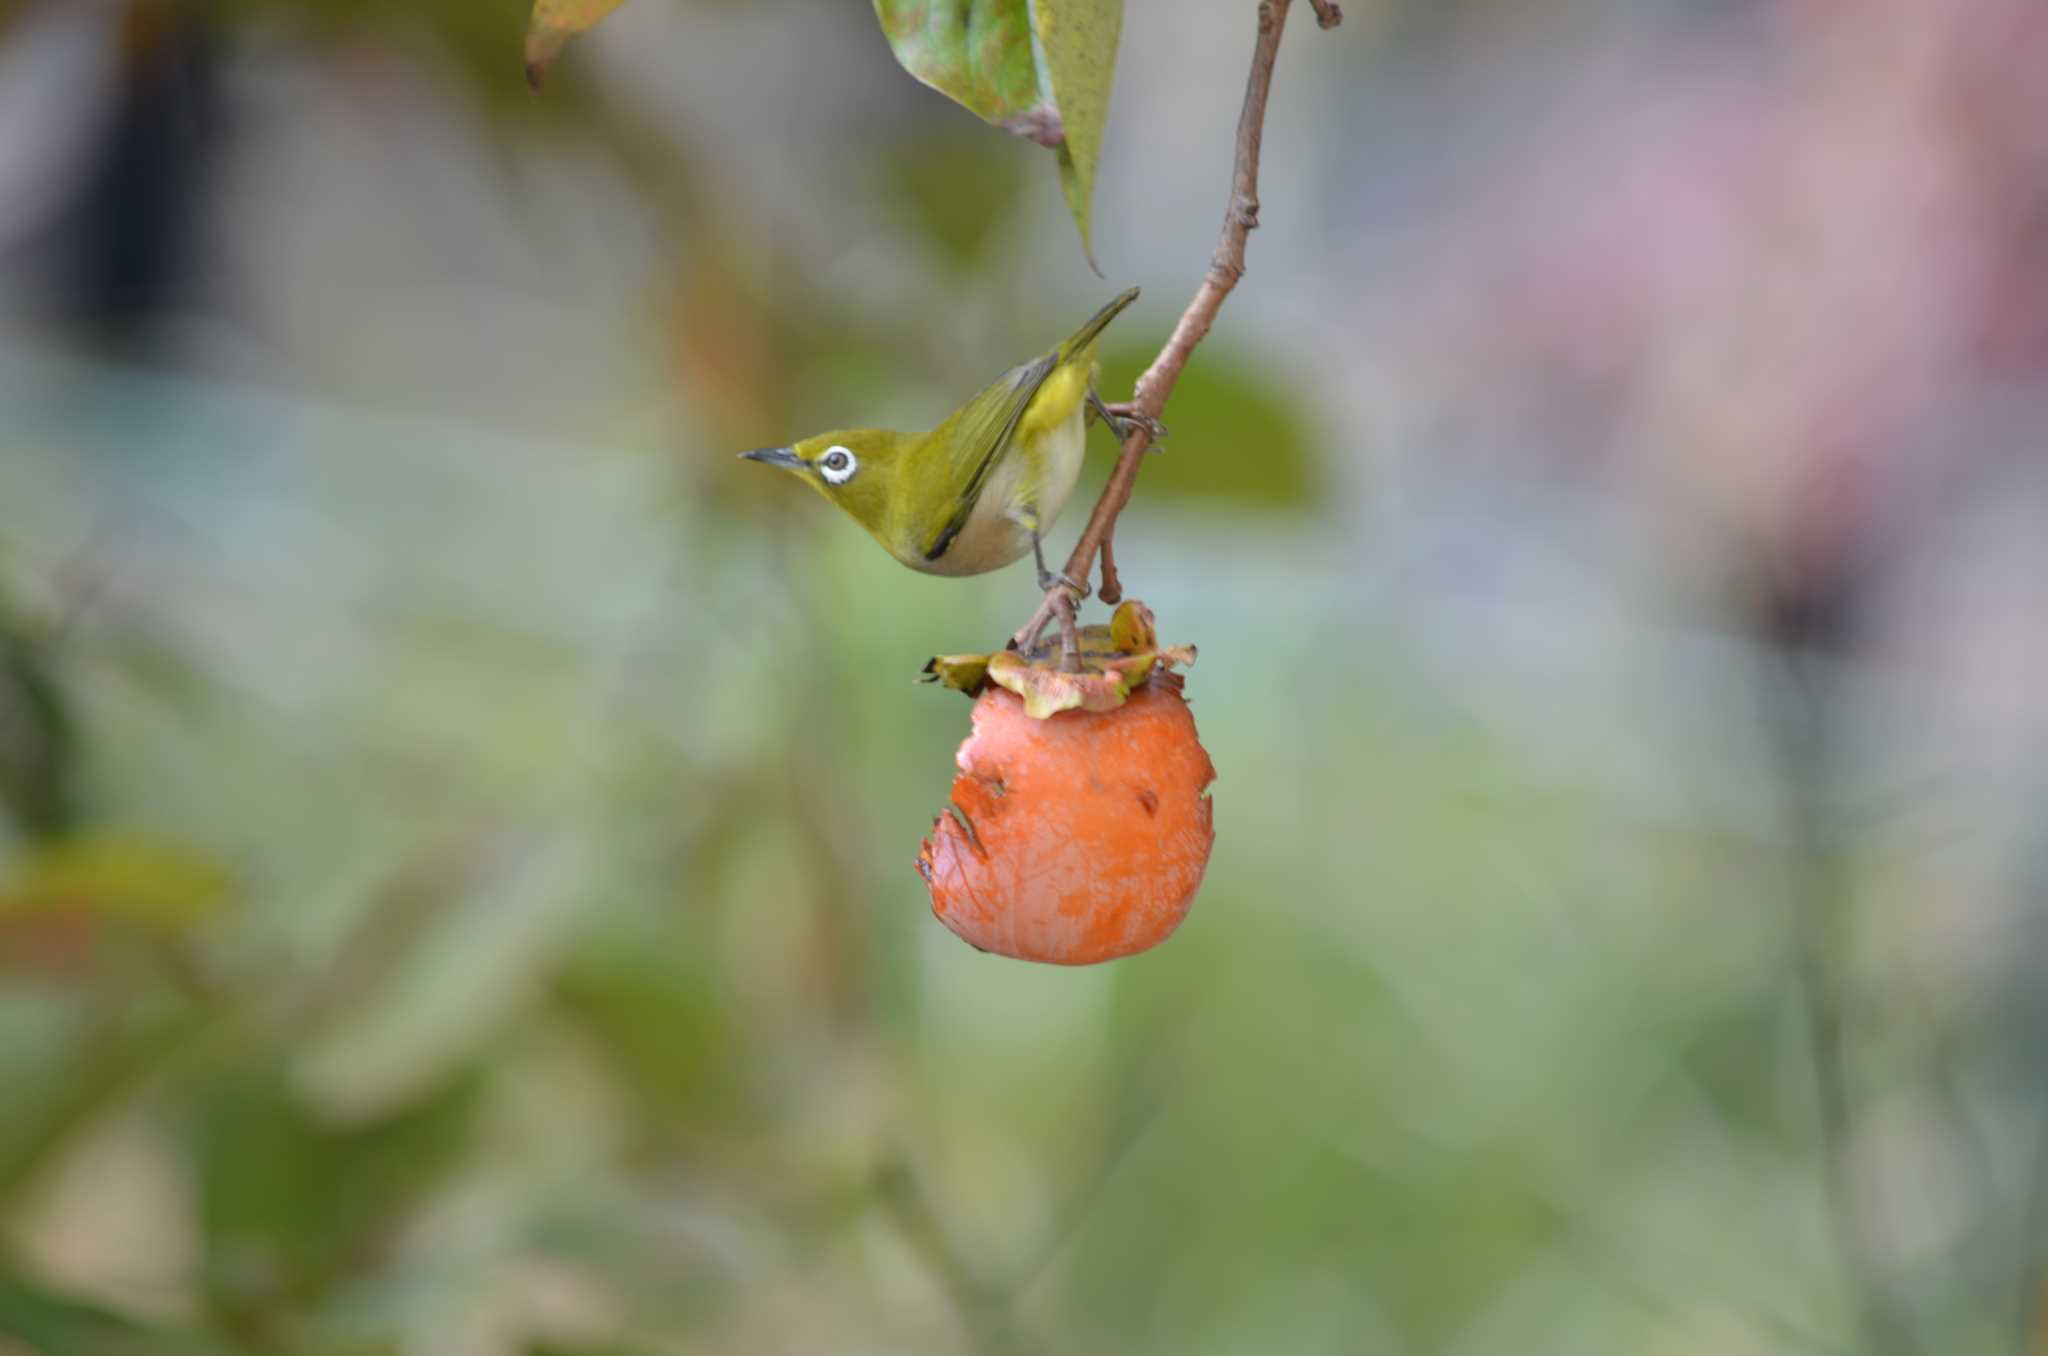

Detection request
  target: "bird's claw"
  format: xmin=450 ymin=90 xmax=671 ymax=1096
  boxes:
xmin=1013 ymin=578 xmax=1085 ymax=660
xmin=1122 ymin=413 xmax=1171 ymax=447
xmin=1103 ymin=402 xmax=1168 ymax=449
xmin=1035 ymin=566 xmax=1088 ymax=596
xmin=1090 ymin=392 xmax=1169 ymax=450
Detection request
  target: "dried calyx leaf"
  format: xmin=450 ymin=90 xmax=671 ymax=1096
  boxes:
xmin=923 ymin=652 xmax=992 ymax=693
xmin=919 ymin=599 xmax=1194 ymax=719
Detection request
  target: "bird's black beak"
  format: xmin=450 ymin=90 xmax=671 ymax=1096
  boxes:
xmin=739 ymin=446 xmax=802 ymax=470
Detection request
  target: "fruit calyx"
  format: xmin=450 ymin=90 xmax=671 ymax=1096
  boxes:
xmin=920 ymin=600 xmax=1196 ymax=720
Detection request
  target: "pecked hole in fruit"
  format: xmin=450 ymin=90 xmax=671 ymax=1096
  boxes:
xmin=944 ymin=801 xmax=985 ymax=857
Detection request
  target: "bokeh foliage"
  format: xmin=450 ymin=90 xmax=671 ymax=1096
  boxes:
xmin=2 ymin=1 xmax=2043 ymax=1354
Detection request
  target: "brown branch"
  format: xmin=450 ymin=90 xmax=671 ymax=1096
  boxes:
xmin=1067 ymin=0 xmax=1326 ymax=589
xmin=1010 ymin=0 xmax=1336 ymax=657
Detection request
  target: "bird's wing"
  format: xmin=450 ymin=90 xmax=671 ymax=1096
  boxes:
xmin=917 ymin=350 xmax=1059 ymax=564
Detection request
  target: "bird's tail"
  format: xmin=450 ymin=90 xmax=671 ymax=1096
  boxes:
xmin=1059 ymin=286 xmax=1141 ymax=361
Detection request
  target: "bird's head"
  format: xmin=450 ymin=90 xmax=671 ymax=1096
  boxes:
xmin=739 ymin=429 xmax=909 ymax=537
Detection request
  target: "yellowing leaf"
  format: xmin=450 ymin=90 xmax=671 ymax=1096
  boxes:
xmin=0 ymin=834 xmax=231 ymax=934
xmin=1033 ymin=0 xmax=1122 ymax=272
xmin=525 ymin=0 xmax=630 ymax=89
xmin=1108 ymin=597 xmax=1155 ymax=652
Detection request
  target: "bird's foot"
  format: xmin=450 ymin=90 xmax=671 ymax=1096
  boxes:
xmin=1036 ymin=565 xmax=1087 ymax=596
xmin=1092 ymin=395 xmax=1168 ymax=450
xmin=1012 ymin=581 xmax=1084 ymax=668
xmin=1105 ymin=402 xmax=1168 ymax=444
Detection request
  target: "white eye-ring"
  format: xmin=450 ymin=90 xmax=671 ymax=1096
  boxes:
xmin=818 ymin=445 xmax=858 ymax=485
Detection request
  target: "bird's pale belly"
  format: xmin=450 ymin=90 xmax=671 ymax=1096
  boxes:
xmin=916 ymin=405 xmax=1088 ymax=577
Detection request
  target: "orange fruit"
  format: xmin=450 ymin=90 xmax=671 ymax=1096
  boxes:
xmin=917 ymin=673 xmax=1215 ymax=964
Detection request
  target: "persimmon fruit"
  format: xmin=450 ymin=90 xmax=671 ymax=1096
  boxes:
xmin=917 ymin=672 xmax=1216 ymax=965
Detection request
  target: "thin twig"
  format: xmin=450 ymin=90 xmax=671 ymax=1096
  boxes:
xmin=1768 ymin=645 xmax=1921 ymax=1356
xmin=1905 ymin=990 xmax=2005 ymax=1327
xmin=1061 ymin=0 xmax=1294 ymax=589
xmin=876 ymin=1155 xmax=1025 ymax=1354
xmin=2017 ymin=1079 xmax=2048 ymax=1354
xmin=1016 ymin=0 xmax=1335 ymax=653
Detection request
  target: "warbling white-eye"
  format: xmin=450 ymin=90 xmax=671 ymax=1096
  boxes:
xmin=740 ymin=288 xmax=1156 ymax=591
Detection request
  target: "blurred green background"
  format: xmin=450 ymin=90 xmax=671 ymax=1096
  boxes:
xmin=5 ymin=0 xmax=2048 ymax=1352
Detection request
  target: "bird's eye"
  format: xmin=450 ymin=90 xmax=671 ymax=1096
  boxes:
xmin=818 ymin=445 xmax=858 ymax=485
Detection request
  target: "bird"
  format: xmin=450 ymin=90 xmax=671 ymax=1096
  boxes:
xmin=739 ymin=287 xmax=1156 ymax=593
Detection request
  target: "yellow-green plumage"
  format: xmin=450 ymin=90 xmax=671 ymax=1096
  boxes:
xmin=740 ymin=288 xmax=1140 ymax=578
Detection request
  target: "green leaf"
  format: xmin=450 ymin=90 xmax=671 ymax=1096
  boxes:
xmin=875 ymin=128 xmax=1029 ymax=272
xmin=0 ymin=1007 xmax=217 ymax=1205
xmin=290 ymin=834 xmax=588 ymax=1123
xmin=872 ymin=0 xmax=1050 ymax=135
xmin=194 ymin=1070 xmax=481 ymax=1318
xmin=1094 ymin=339 xmax=1324 ymax=509
xmin=1035 ymin=0 xmax=1123 ymax=271
xmin=872 ymin=0 xmax=1122 ymax=266
xmin=552 ymin=946 xmax=742 ymax=1127
xmin=524 ymin=0 xmax=630 ymax=89
xmin=0 ymin=618 xmax=77 ymax=835
xmin=0 ymin=1279 xmax=236 ymax=1356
